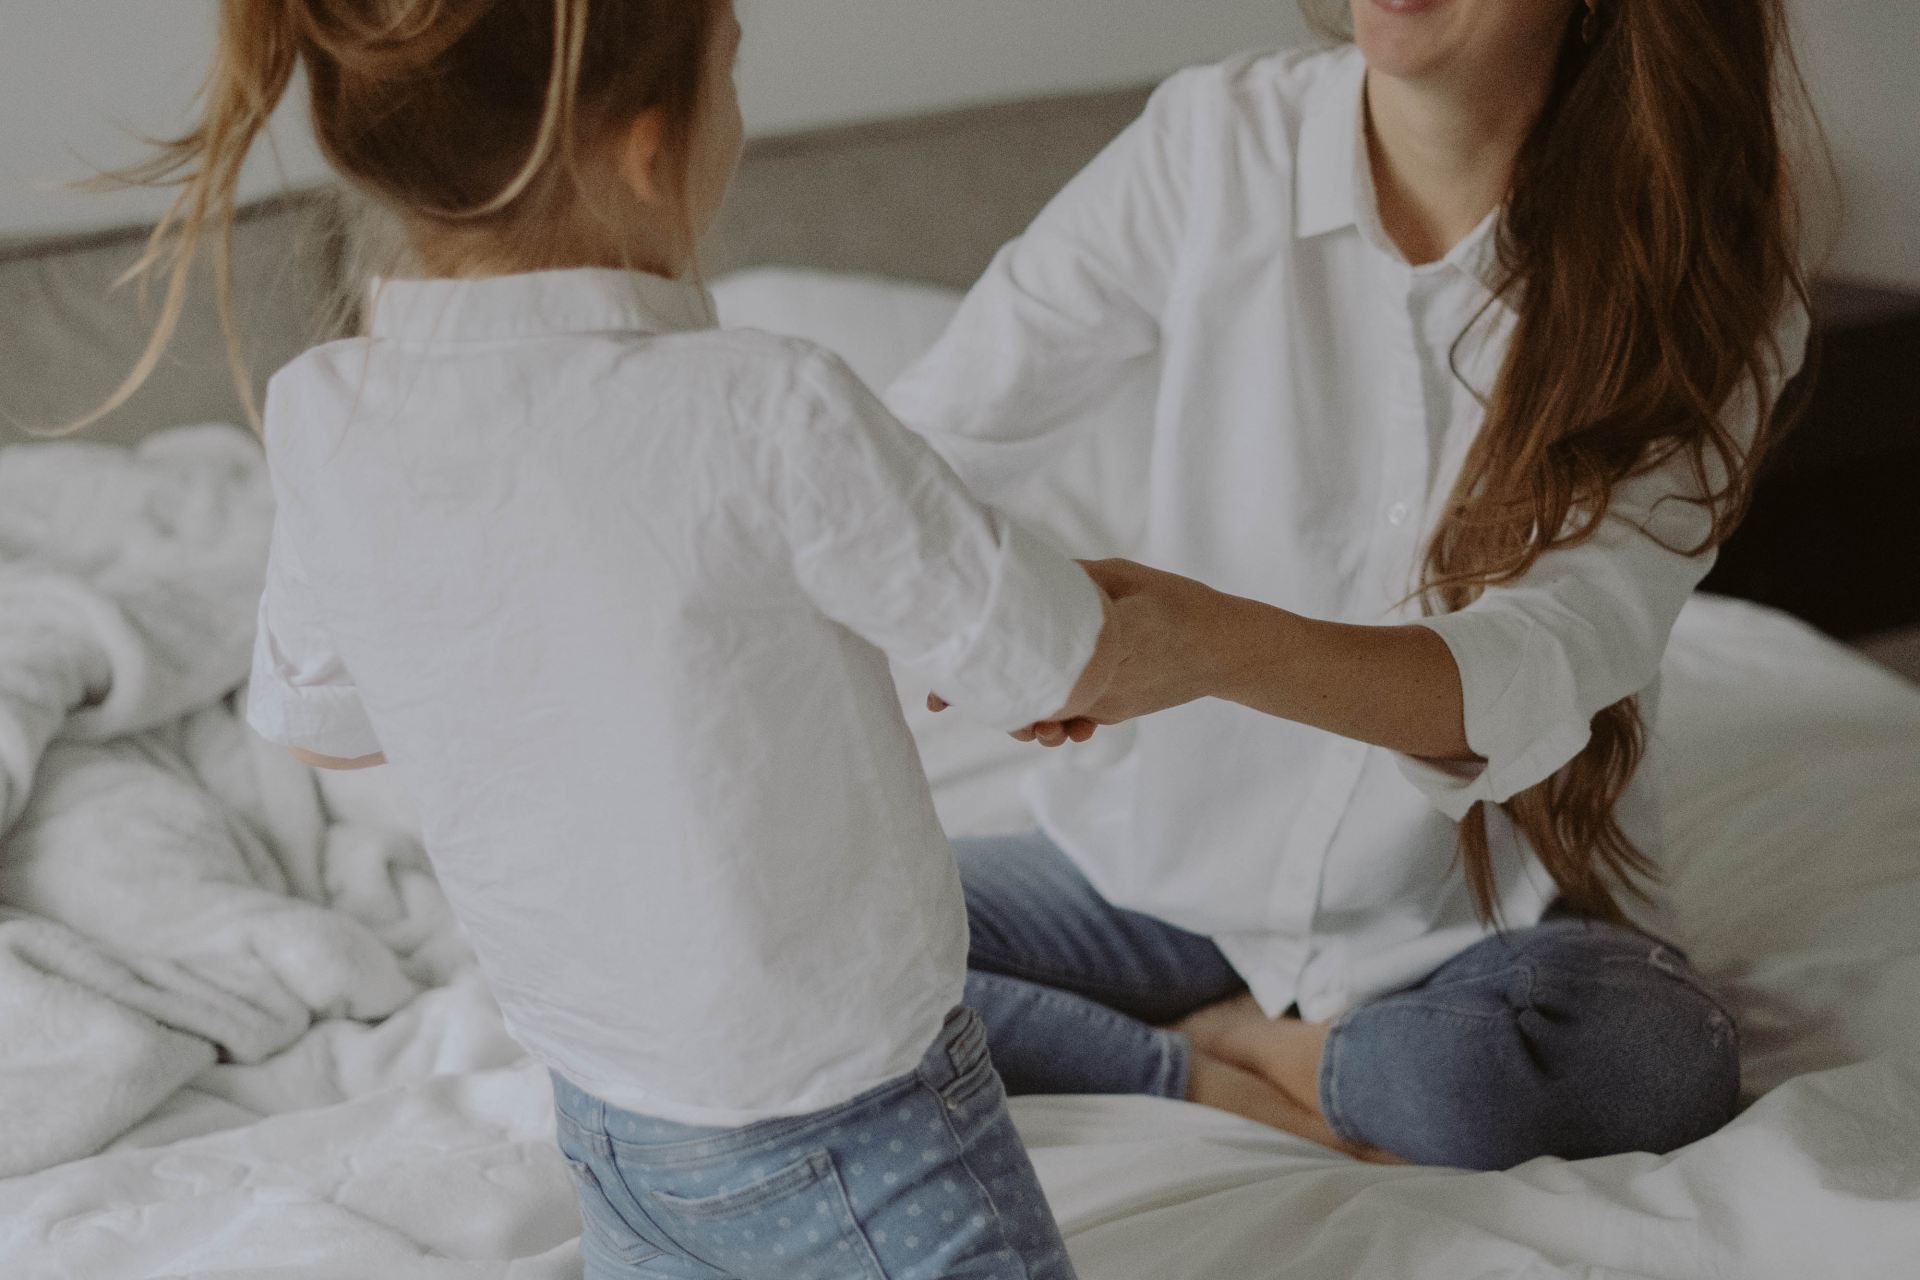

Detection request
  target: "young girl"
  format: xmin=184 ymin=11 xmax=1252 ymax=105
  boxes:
xmin=106 ymin=2 xmax=1121 ymax=1276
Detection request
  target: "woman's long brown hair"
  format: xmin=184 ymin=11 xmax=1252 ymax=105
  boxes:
xmin=1313 ymin=0 xmax=1817 ymax=923
xmin=79 ymin=0 xmax=719 ymax=433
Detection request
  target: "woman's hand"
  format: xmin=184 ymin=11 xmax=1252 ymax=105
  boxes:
xmin=1065 ymin=558 xmax=1238 ymax=725
xmin=929 ymin=558 xmax=1236 ymax=747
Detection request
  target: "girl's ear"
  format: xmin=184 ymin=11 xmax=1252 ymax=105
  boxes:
xmin=615 ymin=109 xmax=672 ymax=207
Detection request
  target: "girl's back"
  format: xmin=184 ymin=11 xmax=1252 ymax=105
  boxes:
xmin=256 ymin=267 xmax=1101 ymax=1123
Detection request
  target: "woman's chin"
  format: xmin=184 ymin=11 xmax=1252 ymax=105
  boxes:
xmin=1355 ymin=36 xmax=1452 ymax=87
xmin=1352 ymin=3 xmax=1457 ymax=79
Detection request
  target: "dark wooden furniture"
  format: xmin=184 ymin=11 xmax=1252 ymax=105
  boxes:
xmin=1703 ymin=280 xmax=1920 ymax=640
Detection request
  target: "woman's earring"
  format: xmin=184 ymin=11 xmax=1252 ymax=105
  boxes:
xmin=1582 ymin=0 xmax=1601 ymax=44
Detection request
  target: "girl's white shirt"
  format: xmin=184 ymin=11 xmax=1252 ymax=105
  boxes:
xmin=888 ymin=44 xmax=1810 ymax=1021
xmin=248 ymin=268 xmax=1104 ymax=1124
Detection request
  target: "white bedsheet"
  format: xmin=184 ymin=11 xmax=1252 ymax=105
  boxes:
xmin=0 ymin=427 xmax=461 ymax=1180
xmin=5 ymin=1004 xmax=1917 ymax=1279
xmin=4 ymin=274 xmax=1919 ymax=1277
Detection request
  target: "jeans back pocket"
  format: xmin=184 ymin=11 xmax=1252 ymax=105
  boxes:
xmin=628 ymin=1149 xmax=885 ymax=1280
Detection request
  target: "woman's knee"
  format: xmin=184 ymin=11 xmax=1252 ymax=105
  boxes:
xmin=1324 ymin=955 xmax=1740 ymax=1170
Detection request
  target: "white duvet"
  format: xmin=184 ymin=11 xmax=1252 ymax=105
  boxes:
xmin=3 ymin=271 xmax=1919 ymax=1279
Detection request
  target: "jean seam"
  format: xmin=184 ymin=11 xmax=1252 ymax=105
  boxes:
xmin=562 ymin=1152 xmax=671 ymax=1267
xmin=1319 ymin=1012 xmax=1359 ymax=1146
xmin=647 ymin=1149 xmax=833 ymax=1218
xmin=919 ymin=1078 xmax=1032 ymax=1280
xmin=1377 ymin=994 xmax=1514 ymax=1024
xmin=1158 ymin=1027 xmax=1192 ymax=1103
xmin=822 ymin=1149 xmax=891 ymax=1280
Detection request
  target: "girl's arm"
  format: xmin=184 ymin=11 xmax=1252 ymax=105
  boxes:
xmin=773 ymin=350 xmax=1112 ymax=738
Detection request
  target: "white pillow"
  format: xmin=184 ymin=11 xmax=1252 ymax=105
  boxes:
xmin=710 ymin=268 xmax=962 ymax=392
xmin=1648 ymin=596 xmax=1920 ymax=1092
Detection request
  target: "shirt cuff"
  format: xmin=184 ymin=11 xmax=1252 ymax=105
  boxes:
xmin=245 ymin=624 xmax=382 ymax=760
xmin=1395 ymin=611 xmax=1593 ymax=821
xmin=928 ymin=521 xmax=1106 ymax=734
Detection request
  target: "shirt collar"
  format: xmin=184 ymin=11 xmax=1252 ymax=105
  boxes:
xmin=367 ymin=268 xmax=717 ymax=344
xmin=1294 ymin=46 xmax=1508 ymax=299
xmin=1294 ymin=45 xmax=1367 ymax=241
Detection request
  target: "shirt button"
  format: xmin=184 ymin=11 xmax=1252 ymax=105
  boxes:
xmin=1387 ymin=502 xmax=1410 ymax=526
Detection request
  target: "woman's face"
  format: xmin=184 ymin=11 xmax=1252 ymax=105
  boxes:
xmin=1349 ymin=0 xmax=1577 ymax=92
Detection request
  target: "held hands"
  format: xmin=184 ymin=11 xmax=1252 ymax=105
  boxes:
xmin=928 ymin=558 xmax=1235 ymax=749
xmin=925 ymin=692 xmax=1098 ymax=748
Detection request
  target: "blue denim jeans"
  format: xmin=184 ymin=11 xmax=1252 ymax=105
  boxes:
xmin=957 ymin=830 xmax=1741 ymax=1171
xmin=552 ymin=1008 xmax=1077 ymax=1279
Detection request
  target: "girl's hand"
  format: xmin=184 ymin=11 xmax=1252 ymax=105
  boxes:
xmin=925 ymin=693 xmax=1099 ymax=748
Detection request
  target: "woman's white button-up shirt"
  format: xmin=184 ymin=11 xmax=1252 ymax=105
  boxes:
xmin=889 ymin=45 xmax=1808 ymax=1019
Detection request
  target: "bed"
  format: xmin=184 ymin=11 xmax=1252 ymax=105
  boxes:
xmin=3 ymin=84 xmax=1919 ymax=1280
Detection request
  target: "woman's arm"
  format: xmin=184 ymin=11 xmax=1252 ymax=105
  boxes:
xmin=1073 ymin=559 xmax=1474 ymax=761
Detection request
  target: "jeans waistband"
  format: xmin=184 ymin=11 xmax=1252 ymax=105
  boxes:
xmin=551 ymin=1007 xmax=981 ymax=1162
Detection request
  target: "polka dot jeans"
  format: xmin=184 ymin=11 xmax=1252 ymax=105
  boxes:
xmin=552 ymin=1008 xmax=1078 ymax=1279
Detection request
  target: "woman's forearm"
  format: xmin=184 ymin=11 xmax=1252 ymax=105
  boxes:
xmin=1203 ymin=591 xmax=1475 ymax=762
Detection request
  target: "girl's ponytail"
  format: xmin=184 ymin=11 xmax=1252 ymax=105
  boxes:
xmin=76 ymin=0 xmax=302 ymax=433
xmin=74 ymin=0 xmax=719 ymax=436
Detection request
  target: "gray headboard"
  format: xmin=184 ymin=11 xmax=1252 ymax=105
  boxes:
xmin=0 ymin=85 xmax=1151 ymax=447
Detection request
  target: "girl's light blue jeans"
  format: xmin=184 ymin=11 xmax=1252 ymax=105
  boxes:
xmin=957 ymin=829 xmax=1741 ymax=1171
xmin=552 ymin=1007 xmax=1076 ymax=1279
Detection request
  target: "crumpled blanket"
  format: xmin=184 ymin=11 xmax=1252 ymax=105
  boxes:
xmin=0 ymin=425 xmax=463 ymax=1178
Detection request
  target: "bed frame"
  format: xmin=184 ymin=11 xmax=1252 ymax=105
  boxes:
xmin=4 ymin=82 xmax=1916 ymax=649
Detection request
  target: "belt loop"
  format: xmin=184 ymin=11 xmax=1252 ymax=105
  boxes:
xmin=942 ymin=1007 xmax=984 ymax=1086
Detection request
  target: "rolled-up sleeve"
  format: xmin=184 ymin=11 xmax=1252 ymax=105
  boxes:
xmin=777 ymin=350 xmax=1106 ymax=734
xmin=1398 ymin=303 xmax=1811 ymax=819
xmin=247 ymin=526 xmax=380 ymax=760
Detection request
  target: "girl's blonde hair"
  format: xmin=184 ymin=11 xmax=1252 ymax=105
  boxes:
xmin=86 ymin=0 xmax=720 ymax=432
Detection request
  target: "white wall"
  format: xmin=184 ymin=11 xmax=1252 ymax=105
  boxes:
xmin=0 ymin=0 xmax=1306 ymax=241
xmin=735 ymin=0 xmax=1309 ymax=134
xmin=1 ymin=1 xmax=1915 ymax=289
xmin=1789 ymin=1 xmax=1920 ymax=289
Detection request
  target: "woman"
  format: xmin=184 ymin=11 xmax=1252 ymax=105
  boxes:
xmin=888 ymin=0 xmax=1813 ymax=1170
